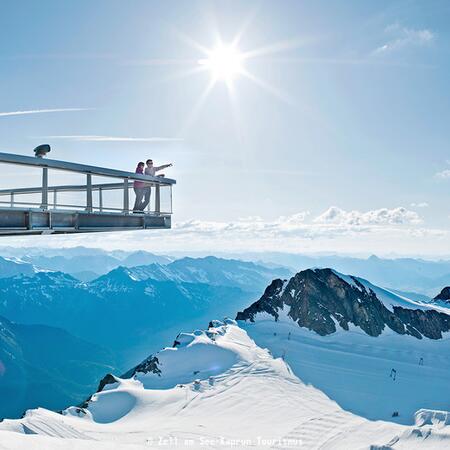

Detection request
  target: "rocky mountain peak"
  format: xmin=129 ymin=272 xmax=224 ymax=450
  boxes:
xmin=236 ymin=268 xmax=450 ymax=340
xmin=434 ymin=286 xmax=450 ymax=302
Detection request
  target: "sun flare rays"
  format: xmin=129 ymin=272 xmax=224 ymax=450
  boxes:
xmin=172 ymin=19 xmax=304 ymax=135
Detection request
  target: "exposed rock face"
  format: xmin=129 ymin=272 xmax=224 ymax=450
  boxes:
xmin=80 ymin=356 xmax=162 ymax=408
xmin=122 ymin=355 xmax=161 ymax=378
xmin=78 ymin=373 xmax=121 ymax=409
xmin=236 ymin=268 xmax=450 ymax=340
xmin=434 ymin=287 xmax=450 ymax=302
xmin=96 ymin=373 xmax=119 ymax=393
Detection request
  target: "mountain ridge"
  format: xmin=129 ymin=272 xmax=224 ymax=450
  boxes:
xmin=236 ymin=268 xmax=450 ymax=339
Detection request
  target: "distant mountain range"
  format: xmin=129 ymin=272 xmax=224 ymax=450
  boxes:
xmin=249 ymin=253 xmax=450 ymax=296
xmin=2 ymin=246 xmax=450 ymax=296
xmin=19 ymin=249 xmax=173 ymax=281
xmin=0 ymin=315 xmax=114 ymax=420
xmin=0 ymin=257 xmax=36 ymax=279
xmin=0 ymin=255 xmax=291 ymax=418
xmin=0 ymin=254 xmax=291 ymax=420
xmin=103 ymin=256 xmax=291 ymax=291
xmin=0 ymin=258 xmax=283 ymax=360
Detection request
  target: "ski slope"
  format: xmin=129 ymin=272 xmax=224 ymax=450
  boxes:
xmin=0 ymin=321 xmax=449 ymax=449
xmin=241 ymin=312 xmax=450 ymax=424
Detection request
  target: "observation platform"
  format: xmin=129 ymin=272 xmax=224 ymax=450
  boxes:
xmin=0 ymin=151 xmax=176 ymax=235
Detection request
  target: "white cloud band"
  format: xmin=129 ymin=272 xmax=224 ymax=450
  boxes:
xmin=314 ymin=206 xmax=422 ymax=226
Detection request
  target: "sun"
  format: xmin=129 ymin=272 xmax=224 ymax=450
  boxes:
xmin=176 ymin=28 xmax=299 ymax=132
xmin=199 ymin=45 xmax=244 ymax=82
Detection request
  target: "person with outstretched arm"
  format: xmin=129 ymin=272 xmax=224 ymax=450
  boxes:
xmin=133 ymin=162 xmax=146 ymax=212
xmin=140 ymin=159 xmax=173 ymax=211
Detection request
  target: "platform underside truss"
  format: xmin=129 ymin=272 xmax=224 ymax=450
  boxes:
xmin=0 ymin=208 xmax=171 ymax=235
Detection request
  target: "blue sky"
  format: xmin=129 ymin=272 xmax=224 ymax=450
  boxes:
xmin=1 ymin=0 xmax=449 ymax=256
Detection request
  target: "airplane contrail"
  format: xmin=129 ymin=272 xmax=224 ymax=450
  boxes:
xmin=0 ymin=108 xmax=89 ymax=117
xmin=38 ymin=135 xmax=182 ymax=142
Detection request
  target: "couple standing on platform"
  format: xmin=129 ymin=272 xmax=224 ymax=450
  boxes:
xmin=133 ymin=159 xmax=172 ymax=212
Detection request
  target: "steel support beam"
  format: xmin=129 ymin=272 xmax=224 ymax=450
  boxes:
xmin=99 ymin=188 xmax=103 ymax=212
xmin=41 ymin=167 xmax=48 ymax=209
xmin=123 ymin=179 xmax=129 ymax=213
xmin=86 ymin=174 xmax=93 ymax=212
xmin=155 ymin=184 xmax=160 ymax=215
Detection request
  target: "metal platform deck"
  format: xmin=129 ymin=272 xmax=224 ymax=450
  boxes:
xmin=0 ymin=151 xmax=175 ymax=235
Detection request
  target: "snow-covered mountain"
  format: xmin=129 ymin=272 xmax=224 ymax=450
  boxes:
xmin=4 ymin=246 xmax=450 ymax=295
xmin=0 ymin=256 xmax=290 ymax=422
xmin=101 ymin=256 xmax=292 ymax=292
xmin=1 ymin=320 xmax=448 ymax=449
xmin=120 ymin=250 xmax=173 ymax=268
xmin=18 ymin=248 xmax=173 ymax=281
xmin=0 ymin=270 xmax=249 ymax=363
xmin=0 ymin=256 xmax=286 ymax=370
xmin=237 ymin=268 xmax=450 ymax=423
xmin=0 ymin=315 xmax=114 ymax=420
xmin=0 ymin=256 xmax=37 ymax=278
xmin=237 ymin=268 xmax=450 ymax=339
xmin=2 ymin=265 xmax=450 ymax=448
xmin=0 ymin=257 xmax=289 ymax=351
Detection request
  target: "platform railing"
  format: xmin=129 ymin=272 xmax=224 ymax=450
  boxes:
xmin=0 ymin=181 xmax=172 ymax=215
xmin=0 ymin=152 xmax=175 ymax=216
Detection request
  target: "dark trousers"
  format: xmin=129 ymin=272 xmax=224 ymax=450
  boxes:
xmin=140 ymin=187 xmax=151 ymax=211
xmin=133 ymin=187 xmax=145 ymax=211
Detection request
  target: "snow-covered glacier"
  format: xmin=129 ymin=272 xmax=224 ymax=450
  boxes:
xmin=1 ymin=318 xmax=449 ymax=449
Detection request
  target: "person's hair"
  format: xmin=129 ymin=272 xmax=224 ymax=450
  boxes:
xmin=146 ymin=159 xmax=153 ymax=164
xmin=138 ymin=161 xmax=145 ymax=167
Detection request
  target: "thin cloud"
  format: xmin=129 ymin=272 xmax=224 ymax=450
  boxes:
xmin=0 ymin=108 xmax=89 ymax=117
xmin=411 ymin=202 xmax=429 ymax=208
xmin=373 ymin=24 xmax=434 ymax=54
xmin=38 ymin=135 xmax=182 ymax=142
xmin=435 ymin=169 xmax=450 ymax=180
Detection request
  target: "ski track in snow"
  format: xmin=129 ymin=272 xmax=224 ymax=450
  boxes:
xmin=271 ymin=409 xmax=364 ymax=450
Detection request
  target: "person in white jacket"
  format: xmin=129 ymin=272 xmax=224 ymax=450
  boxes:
xmin=140 ymin=159 xmax=172 ymax=211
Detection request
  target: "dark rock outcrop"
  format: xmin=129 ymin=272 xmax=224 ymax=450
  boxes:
xmin=434 ymin=286 xmax=450 ymax=302
xmin=79 ymin=373 xmax=120 ymax=409
xmin=80 ymin=356 xmax=162 ymax=408
xmin=236 ymin=268 xmax=450 ymax=340
xmin=96 ymin=373 xmax=120 ymax=393
xmin=122 ymin=355 xmax=161 ymax=379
